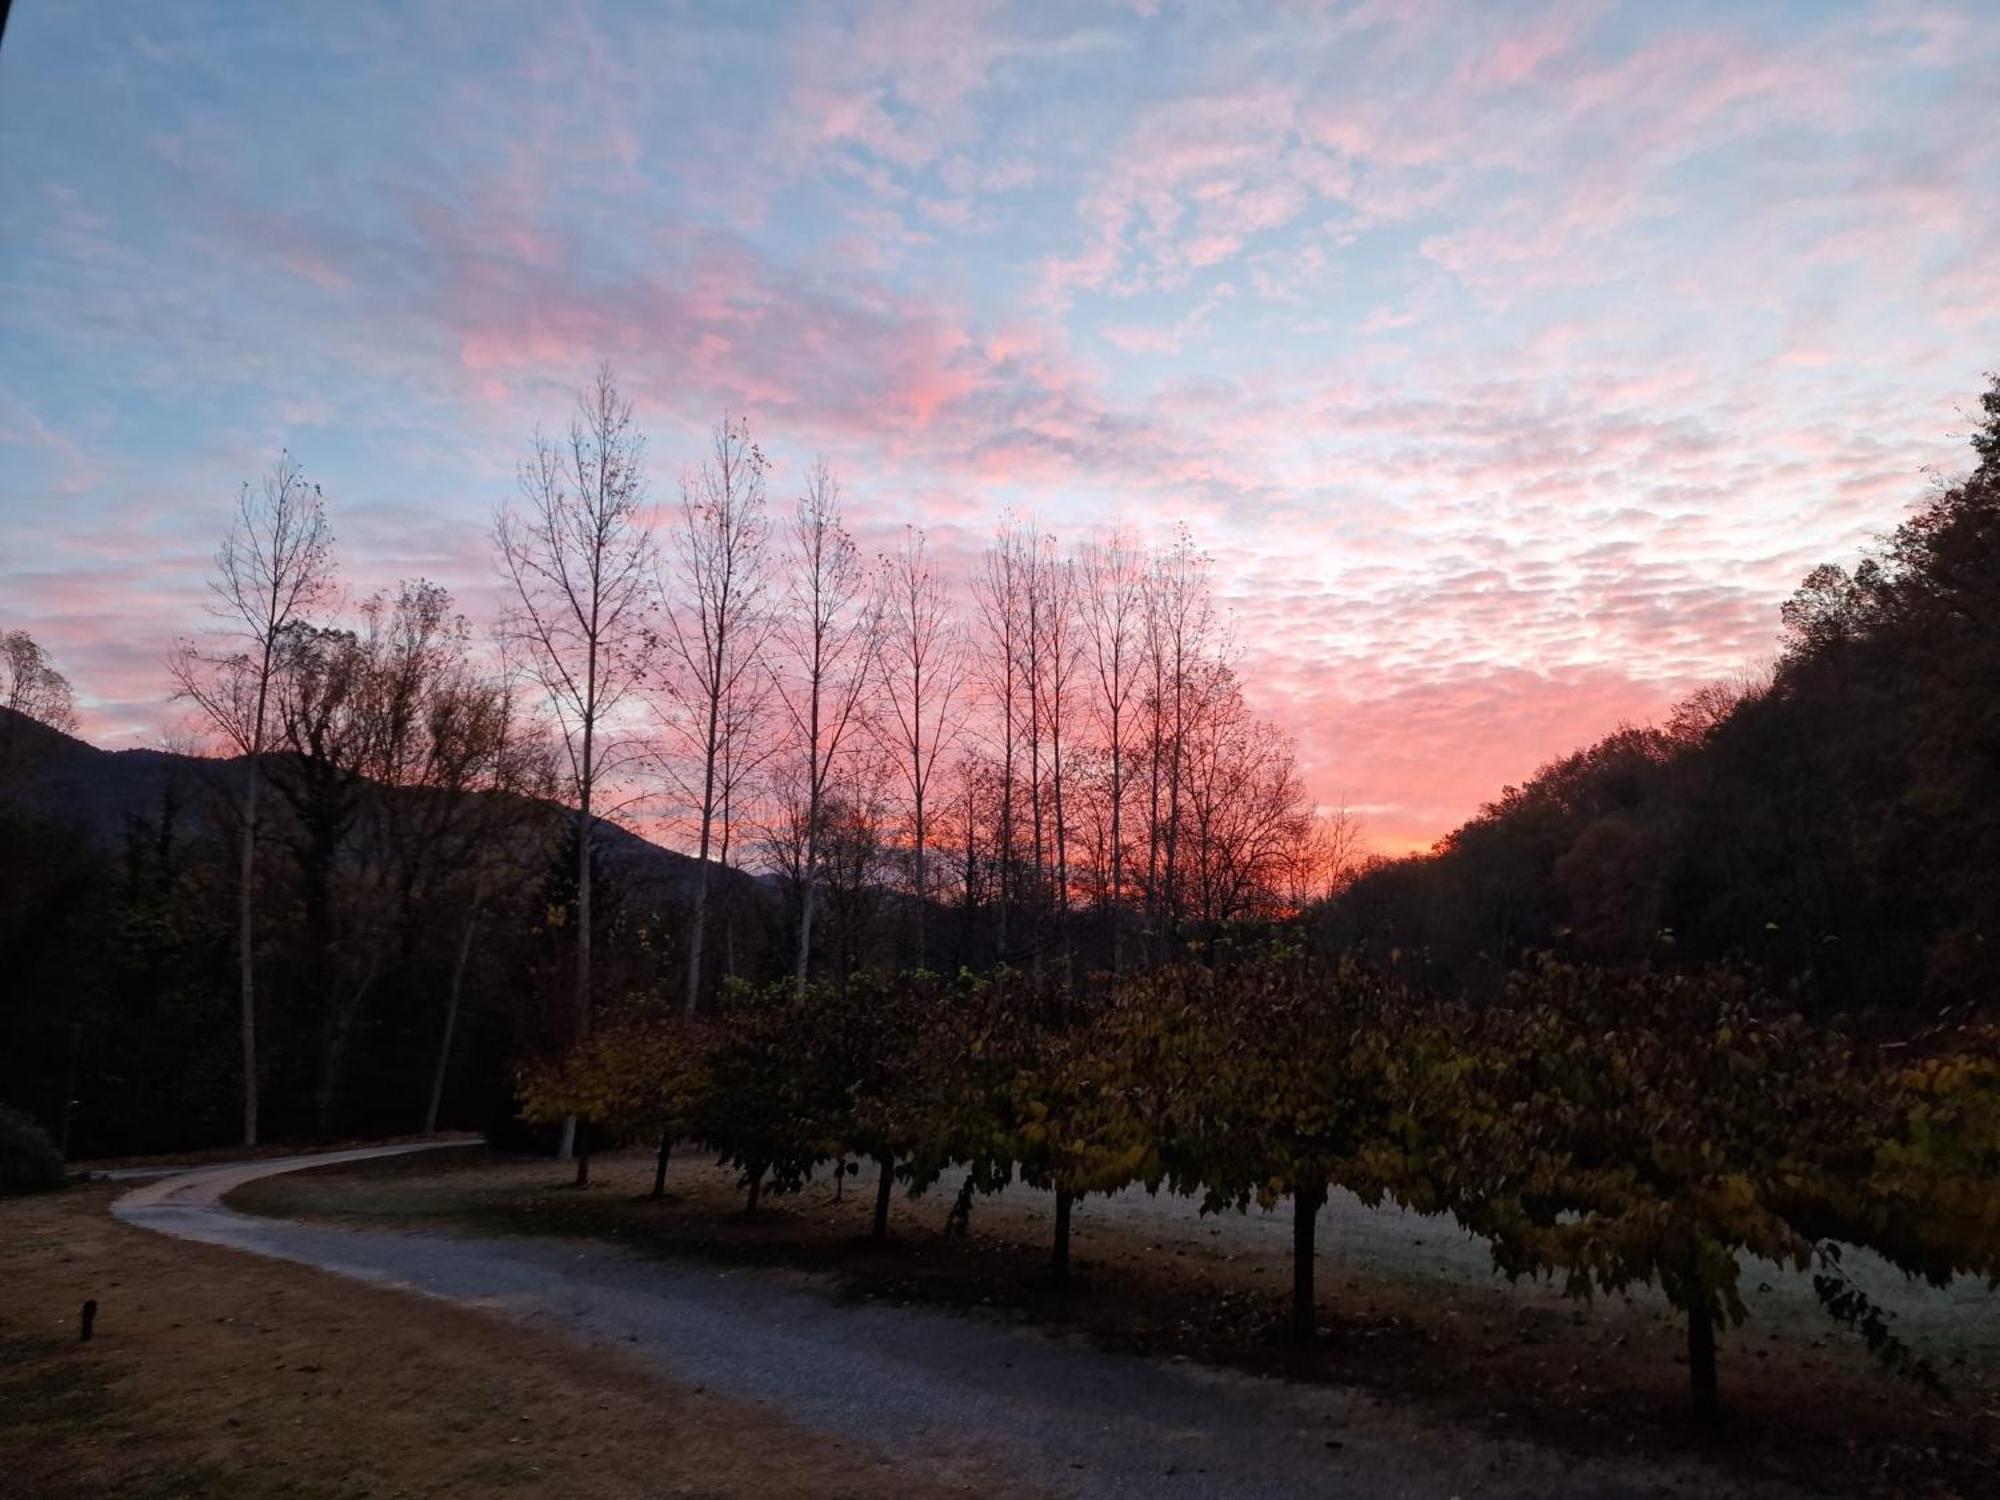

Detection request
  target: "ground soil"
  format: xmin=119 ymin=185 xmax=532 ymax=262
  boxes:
xmin=234 ymin=1144 xmax=2000 ymax=1498
xmin=0 ymin=1177 xmax=977 ymax=1500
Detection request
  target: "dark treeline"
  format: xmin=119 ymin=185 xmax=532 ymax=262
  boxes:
xmin=1320 ymin=375 xmax=2000 ymax=1023
xmin=1 ymin=365 xmax=1337 ymax=1158
xmin=3 ymin=368 xmax=1995 ymax=1174
xmin=1 ymin=693 xmax=557 ymax=1155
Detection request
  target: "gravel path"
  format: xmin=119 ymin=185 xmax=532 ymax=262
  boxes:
xmin=962 ymin=1175 xmax=2000 ymax=1365
xmin=114 ymin=1147 xmax=1793 ymax=1500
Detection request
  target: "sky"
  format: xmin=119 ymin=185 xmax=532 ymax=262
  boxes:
xmin=1 ymin=0 xmax=1994 ymax=853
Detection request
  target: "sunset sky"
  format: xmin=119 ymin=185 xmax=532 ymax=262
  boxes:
xmin=2 ymin=0 xmax=1993 ymax=852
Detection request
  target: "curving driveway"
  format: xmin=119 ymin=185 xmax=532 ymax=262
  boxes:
xmin=114 ymin=1146 xmax=1791 ymax=1500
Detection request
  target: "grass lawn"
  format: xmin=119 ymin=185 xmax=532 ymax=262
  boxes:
xmin=0 ymin=1175 xmax=969 ymax=1499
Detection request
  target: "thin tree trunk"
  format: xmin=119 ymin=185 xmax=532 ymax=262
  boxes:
xmin=1053 ymin=1187 xmax=1074 ymax=1286
xmin=237 ymin=754 xmax=261 ymax=1146
xmin=686 ymin=850 xmax=711 ymax=1015
xmin=563 ymin=764 xmax=593 ymax=1164
xmin=425 ymin=906 xmax=479 ymax=1134
xmin=912 ymin=796 xmax=927 ymax=969
xmin=315 ymin=957 xmax=379 ymax=1139
xmin=651 ymin=1132 xmax=672 ymax=1199
xmin=1292 ymin=1184 xmax=1324 ymax=1344
xmin=722 ymin=774 xmax=739 ymax=980
xmin=1108 ymin=735 xmax=1123 ymax=973
xmin=57 ymin=1021 xmax=83 ymax=1157
xmin=1687 ymin=1241 xmax=1720 ymax=1425
xmin=686 ymin=701 xmax=719 ymax=1014
xmin=873 ymin=1153 xmax=894 ymax=1240
xmin=795 ymin=867 xmax=818 ymax=988
xmin=745 ymin=1163 xmax=764 ymax=1217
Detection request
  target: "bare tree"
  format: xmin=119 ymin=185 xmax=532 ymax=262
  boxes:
xmin=817 ymin=768 xmax=893 ymax=982
xmin=1 ymin=630 xmax=78 ymax=735
xmin=710 ymin=639 xmax=771 ymax=983
xmin=1140 ymin=527 xmax=1218 ymax=955
xmin=307 ymin=580 xmax=553 ymax=1134
xmin=169 ymin=455 xmax=334 ymax=1146
xmin=420 ymin=681 xmax=551 ymax=1133
xmin=1178 ymin=668 xmax=1312 ymax=925
xmin=876 ymin=527 xmax=964 ymax=966
xmin=656 ymin=416 xmax=770 ymax=1014
xmin=1280 ymin=802 xmax=1364 ymax=913
xmin=267 ymin=616 xmax=374 ymax=1138
xmin=494 ymin=364 xmax=656 ymax=1168
xmin=1017 ymin=529 xmax=1048 ymax=948
xmin=769 ymin=460 xmax=879 ymax=988
xmin=971 ymin=523 xmax=1027 ymax=958
xmin=1031 ymin=533 xmax=1082 ymax=978
xmin=1078 ymin=531 xmax=1147 ymax=969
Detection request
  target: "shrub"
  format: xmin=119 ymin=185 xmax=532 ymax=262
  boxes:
xmin=0 ymin=1105 xmax=68 ymax=1194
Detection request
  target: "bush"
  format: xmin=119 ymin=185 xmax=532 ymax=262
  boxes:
xmin=0 ymin=1105 xmax=68 ymax=1194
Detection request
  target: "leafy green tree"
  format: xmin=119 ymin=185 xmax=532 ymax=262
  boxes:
xmin=1439 ymin=962 xmax=1901 ymax=1423
xmin=1858 ymin=1021 xmax=2000 ymax=1290
xmin=1111 ymin=955 xmax=1408 ymax=1341
xmin=692 ymin=984 xmax=846 ymax=1214
xmin=518 ymin=1012 xmax=716 ymax=1197
xmin=1006 ymin=993 xmax=1149 ymax=1285
xmin=819 ymin=969 xmax=953 ymax=1239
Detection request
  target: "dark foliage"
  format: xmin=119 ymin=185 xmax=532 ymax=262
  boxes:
xmin=1319 ymin=374 xmax=2000 ymax=1022
xmin=0 ymin=1103 xmax=66 ymax=1193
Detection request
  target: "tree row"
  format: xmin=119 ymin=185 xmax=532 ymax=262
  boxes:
xmin=522 ymin=950 xmax=2000 ymax=1425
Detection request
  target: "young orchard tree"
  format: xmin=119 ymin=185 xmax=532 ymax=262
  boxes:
xmin=769 ymin=460 xmax=880 ymax=987
xmin=657 ymin=416 xmax=770 ymax=1015
xmin=876 ymin=527 xmax=965 ymax=966
xmin=495 ymin=364 xmax=656 ymax=1168
xmin=1136 ymin=957 xmax=1403 ymax=1343
xmin=169 ymin=455 xmax=334 ymax=1146
xmin=1441 ymin=963 xmax=1924 ymax=1425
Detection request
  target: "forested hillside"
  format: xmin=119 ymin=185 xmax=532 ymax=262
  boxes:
xmin=0 ymin=702 xmax=747 ymax=1155
xmin=1319 ymin=377 xmax=2000 ymax=1021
